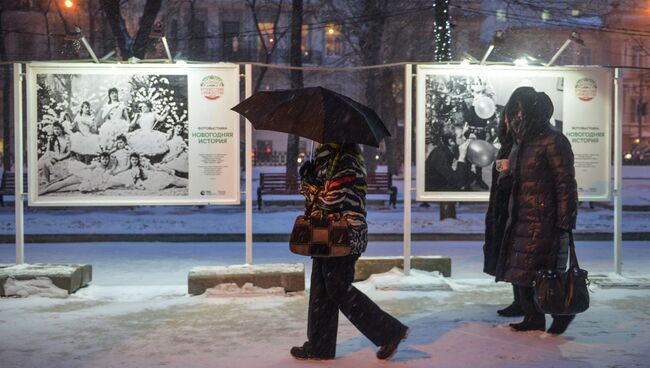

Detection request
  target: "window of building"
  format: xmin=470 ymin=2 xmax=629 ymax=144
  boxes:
xmin=222 ymin=21 xmax=240 ymax=59
xmin=325 ymin=24 xmax=342 ymax=56
xmin=257 ymin=22 xmax=274 ymax=51
xmin=541 ymin=9 xmax=550 ymax=22
xmin=496 ymin=9 xmax=507 ymax=22
xmin=632 ymin=46 xmax=644 ymax=67
xmin=578 ymin=48 xmax=592 ymax=65
xmin=301 ymin=24 xmax=310 ymax=55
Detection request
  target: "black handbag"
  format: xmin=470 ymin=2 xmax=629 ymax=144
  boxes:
xmin=533 ymin=232 xmax=590 ymax=315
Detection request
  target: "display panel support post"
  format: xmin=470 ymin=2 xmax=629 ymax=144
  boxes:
xmin=614 ymin=68 xmax=623 ymax=274
xmin=14 ymin=63 xmax=24 ymax=264
xmin=245 ymin=64 xmax=253 ymax=265
xmin=403 ymin=64 xmax=413 ymax=276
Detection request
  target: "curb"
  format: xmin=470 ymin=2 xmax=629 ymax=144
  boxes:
xmin=1 ymin=232 xmax=649 ymax=243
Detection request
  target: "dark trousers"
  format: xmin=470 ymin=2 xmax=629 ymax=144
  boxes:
xmin=307 ymin=255 xmax=407 ymax=358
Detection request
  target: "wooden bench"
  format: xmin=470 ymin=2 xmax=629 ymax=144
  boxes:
xmin=257 ymin=172 xmax=397 ymax=210
xmin=0 ymin=172 xmax=28 ymax=207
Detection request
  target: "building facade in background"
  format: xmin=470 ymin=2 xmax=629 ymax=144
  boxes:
xmin=1 ymin=0 xmax=649 ymax=169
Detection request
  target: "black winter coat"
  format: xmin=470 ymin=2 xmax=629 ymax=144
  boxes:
xmin=496 ymin=126 xmax=578 ymax=286
xmin=483 ymin=159 xmax=513 ymax=276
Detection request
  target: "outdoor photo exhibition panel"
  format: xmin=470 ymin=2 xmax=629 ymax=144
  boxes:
xmin=416 ymin=65 xmax=612 ymax=202
xmin=26 ymin=63 xmax=240 ymax=206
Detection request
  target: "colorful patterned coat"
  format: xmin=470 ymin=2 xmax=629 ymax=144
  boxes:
xmin=300 ymin=143 xmax=368 ymax=255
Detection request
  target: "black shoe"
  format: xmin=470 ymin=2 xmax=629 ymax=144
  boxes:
xmin=497 ymin=302 xmax=524 ymax=317
xmin=510 ymin=315 xmax=545 ymax=332
xmin=376 ymin=326 xmax=410 ymax=360
xmin=547 ymin=315 xmax=575 ymax=335
xmin=290 ymin=342 xmax=333 ymax=360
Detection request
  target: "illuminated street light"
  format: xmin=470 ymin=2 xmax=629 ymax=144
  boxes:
xmin=64 ymin=0 xmax=74 ymax=8
xmin=514 ymin=57 xmax=529 ymax=67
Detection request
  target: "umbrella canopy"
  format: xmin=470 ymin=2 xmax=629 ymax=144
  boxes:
xmin=231 ymin=86 xmax=390 ymax=147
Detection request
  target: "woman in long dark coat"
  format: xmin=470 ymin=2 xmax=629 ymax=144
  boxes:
xmin=495 ymin=87 xmax=578 ymax=335
xmin=291 ymin=143 xmax=409 ymax=360
xmin=483 ymin=113 xmax=522 ymax=317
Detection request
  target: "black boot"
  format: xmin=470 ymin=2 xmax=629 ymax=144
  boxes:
xmin=547 ymin=315 xmax=575 ymax=335
xmin=290 ymin=342 xmax=334 ymax=360
xmin=376 ymin=326 xmax=410 ymax=360
xmin=498 ymin=284 xmax=523 ymax=317
xmin=510 ymin=314 xmax=545 ymax=332
xmin=497 ymin=301 xmax=524 ymax=317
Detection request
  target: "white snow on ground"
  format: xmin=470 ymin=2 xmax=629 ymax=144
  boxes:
xmin=3 ymin=276 xmax=68 ymax=298
xmin=0 ymin=242 xmax=649 ymax=367
xmin=1 ymin=202 xmax=649 ymax=235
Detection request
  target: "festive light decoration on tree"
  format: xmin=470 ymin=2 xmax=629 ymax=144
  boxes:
xmin=433 ymin=0 xmax=452 ymax=62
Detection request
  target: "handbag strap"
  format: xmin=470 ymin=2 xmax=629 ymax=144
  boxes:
xmin=568 ymin=231 xmax=580 ymax=269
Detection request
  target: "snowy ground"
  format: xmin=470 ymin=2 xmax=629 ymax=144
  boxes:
xmin=0 ymin=164 xmax=649 ymax=367
xmin=1 ymin=242 xmax=650 ymax=368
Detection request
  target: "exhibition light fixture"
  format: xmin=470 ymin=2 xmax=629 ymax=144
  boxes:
xmin=513 ymin=57 xmax=529 ymax=67
xmin=480 ymin=30 xmax=505 ymax=65
xmin=65 ymin=25 xmax=99 ymax=63
xmin=149 ymin=21 xmax=173 ymax=63
xmin=546 ymin=31 xmax=585 ymax=67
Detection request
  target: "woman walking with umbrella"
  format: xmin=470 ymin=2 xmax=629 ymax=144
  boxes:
xmin=232 ymin=87 xmax=408 ymax=360
xmin=291 ymin=142 xmax=409 ymax=360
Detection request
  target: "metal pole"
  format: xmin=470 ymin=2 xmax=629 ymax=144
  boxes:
xmin=403 ymin=64 xmax=412 ymax=276
xmin=14 ymin=63 xmax=24 ymax=264
xmin=546 ymin=39 xmax=572 ymax=67
xmin=161 ymin=36 xmax=173 ymax=63
xmin=245 ymin=64 xmax=253 ymax=265
xmin=79 ymin=36 xmax=99 ymax=63
xmin=480 ymin=44 xmax=495 ymax=65
xmin=614 ymin=68 xmax=623 ymax=274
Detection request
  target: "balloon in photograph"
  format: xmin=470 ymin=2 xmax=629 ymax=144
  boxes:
xmin=473 ymin=96 xmax=496 ymax=119
xmin=467 ymin=139 xmax=497 ymax=167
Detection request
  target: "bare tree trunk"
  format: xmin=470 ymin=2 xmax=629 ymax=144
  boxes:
xmin=360 ymin=0 xmax=386 ymax=174
xmin=286 ymin=0 xmax=303 ymax=185
xmin=100 ymin=0 xmax=162 ymax=59
xmin=43 ymin=0 xmax=53 ymax=59
xmin=434 ymin=0 xmax=456 ymax=220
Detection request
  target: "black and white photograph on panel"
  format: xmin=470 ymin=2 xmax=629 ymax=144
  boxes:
xmin=418 ymin=67 xmax=565 ymax=201
xmin=35 ymin=72 xmax=189 ymax=198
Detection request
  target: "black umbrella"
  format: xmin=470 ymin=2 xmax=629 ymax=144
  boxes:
xmin=230 ymin=86 xmax=390 ymax=147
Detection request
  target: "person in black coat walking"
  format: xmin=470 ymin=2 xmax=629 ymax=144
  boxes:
xmin=290 ymin=143 xmax=409 ymax=361
xmin=483 ymin=113 xmax=522 ymax=317
xmin=495 ymin=87 xmax=578 ymax=335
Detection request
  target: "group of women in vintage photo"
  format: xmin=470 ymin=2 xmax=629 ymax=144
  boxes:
xmin=37 ymin=87 xmax=189 ymax=195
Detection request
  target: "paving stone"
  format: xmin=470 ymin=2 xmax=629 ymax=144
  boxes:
xmin=188 ymin=263 xmax=305 ymax=295
xmin=355 ymin=256 xmax=452 ymax=281
xmin=0 ymin=263 xmax=92 ymax=296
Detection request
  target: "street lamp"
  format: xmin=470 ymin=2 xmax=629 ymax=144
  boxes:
xmin=546 ymin=31 xmax=584 ymax=67
xmin=64 ymin=0 xmax=74 ymax=8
